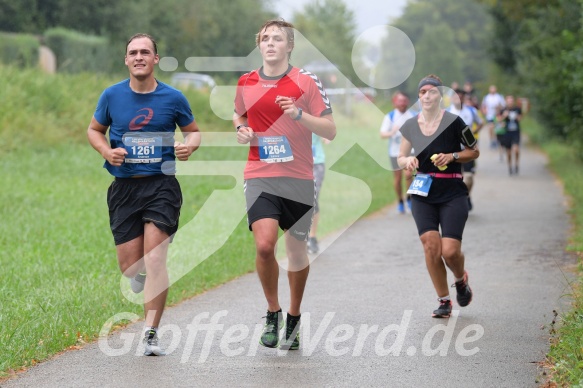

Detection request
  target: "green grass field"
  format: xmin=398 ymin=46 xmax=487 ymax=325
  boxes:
xmin=0 ymin=66 xmax=397 ymax=376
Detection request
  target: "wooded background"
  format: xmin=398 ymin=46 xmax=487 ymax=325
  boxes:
xmin=1 ymin=0 xmax=582 ymax=158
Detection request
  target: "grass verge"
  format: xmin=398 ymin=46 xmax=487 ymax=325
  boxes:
xmin=523 ymin=116 xmax=583 ymax=386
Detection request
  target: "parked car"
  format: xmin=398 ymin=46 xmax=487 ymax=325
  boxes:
xmin=170 ymin=72 xmax=216 ymax=91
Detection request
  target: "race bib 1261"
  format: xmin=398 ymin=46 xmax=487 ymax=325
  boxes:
xmin=123 ymin=136 xmax=162 ymax=164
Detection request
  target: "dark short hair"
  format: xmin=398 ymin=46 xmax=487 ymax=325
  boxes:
xmin=126 ymin=33 xmax=158 ymax=55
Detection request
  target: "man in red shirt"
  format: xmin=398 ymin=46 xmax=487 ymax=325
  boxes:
xmin=234 ymin=19 xmax=336 ymax=350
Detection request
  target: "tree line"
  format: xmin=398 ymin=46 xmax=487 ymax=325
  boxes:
xmin=1 ymin=0 xmax=580 ymax=157
xmin=476 ymin=0 xmax=583 ymax=159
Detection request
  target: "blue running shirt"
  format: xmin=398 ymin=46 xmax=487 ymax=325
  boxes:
xmin=94 ymin=79 xmax=194 ymax=178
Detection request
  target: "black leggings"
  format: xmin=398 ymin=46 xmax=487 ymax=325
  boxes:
xmin=410 ymin=195 xmax=469 ymax=241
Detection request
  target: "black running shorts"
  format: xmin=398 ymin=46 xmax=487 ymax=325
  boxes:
xmin=107 ymin=175 xmax=182 ymax=245
xmin=410 ymin=195 xmax=469 ymax=241
xmin=245 ymin=177 xmax=315 ymax=241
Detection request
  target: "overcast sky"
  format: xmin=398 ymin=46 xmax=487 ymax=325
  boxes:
xmin=270 ymin=0 xmax=408 ymax=40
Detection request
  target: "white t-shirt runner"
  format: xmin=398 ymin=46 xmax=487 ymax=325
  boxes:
xmin=379 ymin=109 xmax=415 ymax=157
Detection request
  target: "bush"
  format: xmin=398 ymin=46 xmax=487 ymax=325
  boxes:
xmin=44 ymin=28 xmax=119 ymax=74
xmin=0 ymin=32 xmax=40 ymax=68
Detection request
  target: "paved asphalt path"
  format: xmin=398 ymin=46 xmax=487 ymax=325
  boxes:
xmin=3 ymin=140 xmax=575 ymax=388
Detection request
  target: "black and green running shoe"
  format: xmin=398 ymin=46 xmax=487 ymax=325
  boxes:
xmin=281 ymin=314 xmax=301 ymax=350
xmin=259 ymin=310 xmax=283 ymax=348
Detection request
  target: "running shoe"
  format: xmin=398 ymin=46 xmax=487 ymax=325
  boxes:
xmin=143 ymin=329 xmax=165 ymax=356
xmin=397 ymin=201 xmax=405 ymax=214
xmin=432 ymin=298 xmax=452 ymax=318
xmin=281 ymin=314 xmax=301 ymax=350
xmin=259 ymin=310 xmax=283 ymax=348
xmin=307 ymin=237 xmax=319 ymax=254
xmin=453 ymin=271 xmax=473 ymax=307
xmin=130 ymin=273 xmax=146 ymax=293
xmin=407 ymin=198 xmax=412 ymax=212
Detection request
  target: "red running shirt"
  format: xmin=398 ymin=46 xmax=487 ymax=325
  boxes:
xmin=234 ymin=65 xmax=332 ymax=180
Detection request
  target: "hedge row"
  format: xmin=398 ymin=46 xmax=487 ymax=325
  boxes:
xmin=0 ymin=28 xmax=121 ymax=74
xmin=0 ymin=32 xmax=39 ymax=68
xmin=43 ymin=28 xmax=120 ymax=74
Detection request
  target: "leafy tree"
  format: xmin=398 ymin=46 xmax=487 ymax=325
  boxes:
xmin=102 ymin=0 xmax=274 ymax=73
xmin=407 ymin=23 xmax=464 ymax=95
xmin=477 ymin=0 xmax=583 ymax=159
xmin=0 ymin=0 xmax=37 ymax=32
xmin=0 ymin=0 xmax=129 ymax=36
xmin=0 ymin=0 xmax=272 ymax=60
xmin=387 ymin=0 xmax=492 ymax=92
xmin=292 ymin=0 xmax=358 ymax=85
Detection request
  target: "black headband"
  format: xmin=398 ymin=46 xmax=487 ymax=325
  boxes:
xmin=418 ymin=77 xmax=442 ymax=91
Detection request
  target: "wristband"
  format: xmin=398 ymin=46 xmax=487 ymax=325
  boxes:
xmin=236 ymin=124 xmax=246 ymax=132
xmin=293 ymin=108 xmax=303 ymax=121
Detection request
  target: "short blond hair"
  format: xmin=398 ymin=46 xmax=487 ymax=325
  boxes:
xmin=256 ymin=19 xmax=295 ymax=58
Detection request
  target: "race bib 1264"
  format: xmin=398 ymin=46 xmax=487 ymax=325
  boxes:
xmin=258 ymin=136 xmax=294 ymax=163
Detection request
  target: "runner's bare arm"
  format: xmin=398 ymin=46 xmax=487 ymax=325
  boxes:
xmin=233 ymin=112 xmax=255 ymax=144
xmin=397 ymin=137 xmax=417 ymax=171
xmin=175 ymin=120 xmax=201 ymax=161
xmin=87 ymin=116 xmax=127 ymax=167
xmin=275 ymin=96 xmax=336 ymax=141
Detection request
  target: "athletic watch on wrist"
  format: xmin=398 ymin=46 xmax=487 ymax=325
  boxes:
xmin=452 ymin=152 xmax=460 ymax=160
xmin=293 ymin=108 xmax=303 ymax=121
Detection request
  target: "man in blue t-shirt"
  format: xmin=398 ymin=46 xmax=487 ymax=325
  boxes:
xmin=87 ymin=33 xmax=201 ymax=356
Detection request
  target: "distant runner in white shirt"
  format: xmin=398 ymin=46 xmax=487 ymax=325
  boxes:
xmin=481 ymin=85 xmax=505 ymax=148
xmin=380 ymin=91 xmax=415 ymax=213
